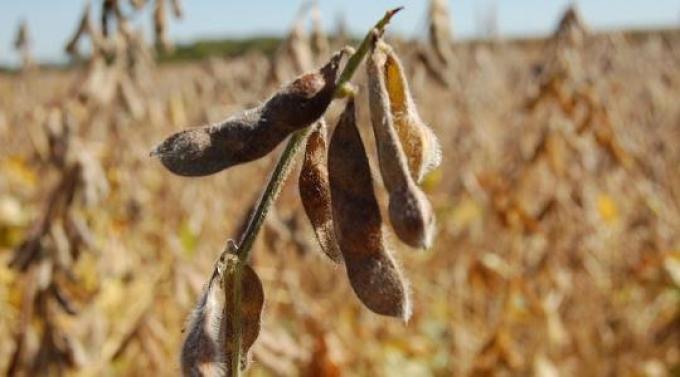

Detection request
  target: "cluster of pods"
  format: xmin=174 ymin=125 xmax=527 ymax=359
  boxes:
xmin=153 ymin=35 xmax=440 ymax=375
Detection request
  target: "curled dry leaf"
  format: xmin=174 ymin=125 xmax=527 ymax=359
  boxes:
xmin=287 ymin=3 xmax=315 ymax=73
xmin=181 ymin=252 xmax=264 ymax=377
xmin=101 ymin=0 xmax=121 ymax=37
xmin=64 ymin=2 xmax=92 ymax=56
xmin=428 ymin=0 xmax=454 ymax=65
xmin=152 ymin=49 xmax=348 ymax=177
xmin=328 ymin=98 xmax=410 ymax=320
xmin=170 ymin=0 xmax=184 ymax=19
xmin=310 ymin=3 xmax=330 ymax=63
xmin=14 ymin=20 xmax=29 ymax=49
xmin=298 ymin=120 xmax=343 ymax=263
xmin=368 ymin=38 xmax=436 ymax=249
xmin=129 ymin=0 xmax=147 ymax=10
xmin=154 ymin=0 xmax=173 ymax=52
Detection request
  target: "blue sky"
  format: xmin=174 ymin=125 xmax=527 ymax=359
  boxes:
xmin=1 ymin=0 xmax=679 ymax=66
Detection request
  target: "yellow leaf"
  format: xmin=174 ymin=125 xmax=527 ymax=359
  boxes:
xmin=663 ymin=252 xmax=680 ymax=287
xmin=597 ymin=194 xmax=618 ymax=224
xmin=533 ymin=354 xmax=560 ymax=377
xmin=420 ymin=167 xmax=442 ymax=192
xmin=450 ymin=197 xmax=482 ymax=231
xmin=1 ymin=156 xmax=37 ymax=189
xmin=179 ymin=221 xmax=198 ymax=257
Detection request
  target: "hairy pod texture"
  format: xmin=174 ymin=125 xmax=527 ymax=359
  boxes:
xmin=221 ymin=259 xmax=264 ymax=375
xmin=181 ymin=253 xmax=264 ymax=377
xmin=382 ymin=41 xmax=441 ymax=183
xmin=328 ymin=98 xmax=410 ymax=320
xmin=298 ymin=120 xmax=343 ymax=263
xmin=368 ymin=40 xmax=436 ymax=249
xmin=152 ymin=49 xmax=347 ymax=176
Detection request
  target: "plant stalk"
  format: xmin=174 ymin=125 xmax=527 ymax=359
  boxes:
xmin=228 ymin=7 xmax=403 ymax=377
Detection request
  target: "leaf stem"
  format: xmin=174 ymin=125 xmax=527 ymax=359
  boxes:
xmin=228 ymin=7 xmax=402 ymax=376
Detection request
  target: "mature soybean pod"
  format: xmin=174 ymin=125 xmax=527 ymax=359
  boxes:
xmin=181 ymin=256 xmax=227 ymax=377
xmin=367 ymin=39 xmax=436 ymax=249
xmin=298 ymin=120 xmax=343 ymax=263
xmin=152 ymin=49 xmax=347 ymax=177
xmin=181 ymin=253 xmax=264 ymax=377
xmin=220 ymin=260 xmax=264 ymax=374
xmin=328 ymin=98 xmax=410 ymax=320
xmin=383 ymin=41 xmax=441 ymax=183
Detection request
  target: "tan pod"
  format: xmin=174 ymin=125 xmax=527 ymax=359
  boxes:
xmin=368 ymin=39 xmax=436 ymax=249
xmin=181 ymin=253 xmax=264 ymax=376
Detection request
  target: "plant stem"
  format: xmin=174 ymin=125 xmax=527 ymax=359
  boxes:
xmin=235 ymin=5 xmax=403 ymax=262
xmin=228 ymin=7 xmax=402 ymax=376
xmin=335 ymin=6 xmax=403 ymax=96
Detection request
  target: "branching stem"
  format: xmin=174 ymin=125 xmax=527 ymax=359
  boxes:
xmin=228 ymin=7 xmax=402 ymax=377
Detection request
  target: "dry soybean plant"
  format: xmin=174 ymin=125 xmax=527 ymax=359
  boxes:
xmin=13 ymin=19 xmax=35 ymax=72
xmin=151 ymin=7 xmax=443 ymax=376
xmin=7 ymin=107 xmax=108 ymax=375
xmin=409 ymin=0 xmax=455 ymax=89
xmin=64 ymin=0 xmax=180 ymax=118
xmin=266 ymin=1 xmax=316 ymax=85
xmin=428 ymin=0 xmax=454 ymax=66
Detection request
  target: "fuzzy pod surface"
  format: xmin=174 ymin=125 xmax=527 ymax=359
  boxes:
xmin=381 ymin=40 xmax=441 ymax=183
xmin=367 ymin=39 xmax=436 ymax=249
xmin=298 ymin=120 xmax=343 ymax=263
xmin=152 ymin=50 xmax=347 ymax=177
xmin=181 ymin=253 xmax=264 ymax=377
xmin=221 ymin=259 xmax=264 ymax=374
xmin=328 ymin=98 xmax=410 ymax=320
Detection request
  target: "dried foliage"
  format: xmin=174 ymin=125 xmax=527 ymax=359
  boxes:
xmin=13 ymin=20 xmax=35 ymax=71
xmin=310 ymin=3 xmax=331 ymax=65
xmin=428 ymin=0 xmax=453 ymax=65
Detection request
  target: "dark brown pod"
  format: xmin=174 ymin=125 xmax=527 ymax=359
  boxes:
xmin=152 ymin=49 xmax=347 ymax=177
xmin=328 ymin=98 xmax=410 ymax=320
xmin=299 ymin=120 xmax=343 ymax=263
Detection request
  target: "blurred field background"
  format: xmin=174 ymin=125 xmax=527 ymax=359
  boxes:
xmin=1 ymin=1 xmax=679 ymax=376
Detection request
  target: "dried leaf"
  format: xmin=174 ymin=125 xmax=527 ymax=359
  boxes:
xmin=154 ymin=0 xmax=173 ymax=52
xmin=170 ymin=0 xmax=184 ymax=18
xmin=429 ymin=0 xmax=453 ymax=65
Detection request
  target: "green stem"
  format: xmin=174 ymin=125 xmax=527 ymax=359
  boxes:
xmin=228 ymin=7 xmax=402 ymax=376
